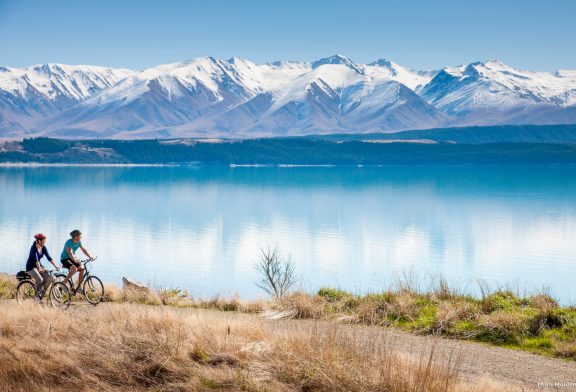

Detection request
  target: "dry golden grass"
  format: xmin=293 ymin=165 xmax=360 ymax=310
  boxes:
xmin=101 ymin=282 xmax=265 ymax=313
xmin=0 ymin=301 xmax=515 ymax=392
xmin=0 ymin=273 xmax=17 ymax=299
xmin=2 ymin=273 xmax=575 ymax=361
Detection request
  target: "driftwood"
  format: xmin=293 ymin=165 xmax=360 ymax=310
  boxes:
xmin=122 ymin=277 xmax=150 ymax=293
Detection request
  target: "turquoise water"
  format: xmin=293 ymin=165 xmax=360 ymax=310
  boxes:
xmin=1 ymin=166 xmax=575 ymax=303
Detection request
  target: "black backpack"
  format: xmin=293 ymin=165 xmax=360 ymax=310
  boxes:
xmin=16 ymin=271 xmax=31 ymax=281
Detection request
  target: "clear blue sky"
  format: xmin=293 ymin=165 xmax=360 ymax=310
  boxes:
xmin=1 ymin=0 xmax=574 ymax=71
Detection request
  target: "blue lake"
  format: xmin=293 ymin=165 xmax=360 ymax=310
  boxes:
xmin=1 ymin=166 xmax=575 ymax=303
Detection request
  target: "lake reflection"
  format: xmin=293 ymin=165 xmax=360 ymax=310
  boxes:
xmin=1 ymin=166 xmax=575 ymax=303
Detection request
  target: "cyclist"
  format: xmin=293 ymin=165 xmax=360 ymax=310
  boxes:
xmin=60 ymin=229 xmax=94 ymax=294
xmin=26 ymin=233 xmax=59 ymax=302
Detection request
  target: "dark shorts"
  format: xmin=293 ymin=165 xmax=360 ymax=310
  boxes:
xmin=61 ymin=258 xmax=81 ymax=270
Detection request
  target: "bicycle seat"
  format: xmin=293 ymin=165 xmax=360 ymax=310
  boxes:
xmin=16 ymin=271 xmax=31 ymax=281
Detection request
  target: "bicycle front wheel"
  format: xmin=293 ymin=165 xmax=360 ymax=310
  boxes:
xmin=50 ymin=282 xmax=71 ymax=309
xmin=83 ymin=276 xmax=104 ymax=305
xmin=54 ymin=273 xmax=67 ymax=283
xmin=16 ymin=280 xmax=37 ymax=304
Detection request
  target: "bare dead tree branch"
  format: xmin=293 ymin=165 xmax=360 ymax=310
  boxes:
xmin=254 ymin=247 xmax=296 ymax=298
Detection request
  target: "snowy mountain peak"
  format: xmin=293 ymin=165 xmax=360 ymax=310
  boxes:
xmin=312 ymin=55 xmax=356 ymax=68
xmin=472 ymin=59 xmax=505 ymax=66
xmin=467 ymin=59 xmax=512 ymax=73
xmin=483 ymin=59 xmax=505 ymax=66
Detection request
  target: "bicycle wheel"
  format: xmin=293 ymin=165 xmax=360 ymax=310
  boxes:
xmin=54 ymin=273 xmax=74 ymax=292
xmin=16 ymin=280 xmax=37 ymax=304
xmin=50 ymin=282 xmax=71 ymax=309
xmin=54 ymin=273 xmax=67 ymax=283
xmin=83 ymin=276 xmax=104 ymax=305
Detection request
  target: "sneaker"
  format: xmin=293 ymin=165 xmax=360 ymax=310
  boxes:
xmin=76 ymin=288 xmax=84 ymax=296
xmin=36 ymin=295 xmax=43 ymax=304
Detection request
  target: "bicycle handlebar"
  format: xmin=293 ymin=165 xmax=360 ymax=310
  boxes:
xmin=78 ymin=256 xmax=97 ymax=264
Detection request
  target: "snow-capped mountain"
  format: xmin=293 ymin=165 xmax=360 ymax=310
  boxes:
xmin=0 ymin=64 xmax=134 ymax=136
xmin=0 ymin=56 xmax=575 ymax=139
xmin=420 ymin=60 xmax=576 ymax=126
xmin=189 ymin=56 xmax=445 ymax=137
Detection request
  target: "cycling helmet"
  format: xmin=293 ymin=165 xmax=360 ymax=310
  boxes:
xmin=70 ymin=229 xmax=82 ymax=238
xmin=34 ymin=233 xmax=47 ymax=240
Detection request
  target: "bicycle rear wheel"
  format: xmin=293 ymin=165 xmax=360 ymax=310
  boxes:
xmin=50 ymin=282 xmax=71 ymax=308
xmin=16 ymin=280 xmax=37 ymax=304
xmin=83 ymin=276 xmax=104 ymax=305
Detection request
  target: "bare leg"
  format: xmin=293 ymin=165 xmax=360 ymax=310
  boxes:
xmin=76 ymin=267 xmax=85 ymax=290
xmin=63 ymin=265 xmax=77 ymax=285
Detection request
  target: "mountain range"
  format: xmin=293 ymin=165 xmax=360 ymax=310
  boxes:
xmin=1 ymin=55 xmax=575 ymax=139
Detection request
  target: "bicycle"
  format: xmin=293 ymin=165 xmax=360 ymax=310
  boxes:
xmin=55 ymin=257 xmax=104 ymax=305
xmin=16 ymin=269 xmax=71 ymax=308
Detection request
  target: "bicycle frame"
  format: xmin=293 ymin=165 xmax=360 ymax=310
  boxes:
xmin=56 ymin=257 xmax=104 ymax=305
xmin=75 ymin=258 xmax=95 ymax=287
xmin=56 ymin=258 xmax=96 ymax=287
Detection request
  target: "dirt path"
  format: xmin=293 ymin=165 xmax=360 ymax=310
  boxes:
xmin=258 ymin=316 xmax=576 ymax=392
xmin=349 ymin=322 xmax=575 ymax=391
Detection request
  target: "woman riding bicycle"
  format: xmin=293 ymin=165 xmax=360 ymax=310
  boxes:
xmin=61 ymin=230 xmax=94 ymax=294
xmin=25 ymin=233 xmax=59 ymax=302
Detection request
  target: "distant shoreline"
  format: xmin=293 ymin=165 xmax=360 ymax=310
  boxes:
xmin=0 ymin=163 xmax=178 ymax=167
xmin=2 ymin=134 xmax=576 ymax=166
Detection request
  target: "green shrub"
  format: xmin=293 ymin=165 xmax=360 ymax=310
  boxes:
xmin=317 ymin=287 xmax=352 ymax=302
xmin=547 ymin=308 xmax=576 ymax=328
xmin=404 ymin=305 xmax=437 ymax=332
xmin=476 ymin=310 xmax=534 ymax=344
xmin=482 ymin=290 xmax=529 ymax=313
